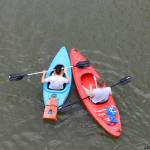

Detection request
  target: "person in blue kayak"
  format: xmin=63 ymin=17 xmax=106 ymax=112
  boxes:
xmin=41 ymin=65 xmax=70 ymax=90
xmin=82 ymin=78 xmax=112 ymax=104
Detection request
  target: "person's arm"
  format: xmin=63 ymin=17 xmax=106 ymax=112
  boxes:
xmin=82 ymin=85 xmax=94 ymax=98
xmin=89 ymin=84 xmax=94 ymax=97
xmin=82 ymin=85 xmax=90 ymax=96
xmin=63 ymin=68 xmax=70 ymax=83
xmin=93 ymin=76 xmax=97 ymax=88
xmin=41 ymin=70 xmax=47 ymax=83
xmin=109 ymin=87 xmax=112 ymax=95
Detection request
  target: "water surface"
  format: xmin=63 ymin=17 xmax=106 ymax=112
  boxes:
xmin=0 ymin=0 xmax=150 ymax=150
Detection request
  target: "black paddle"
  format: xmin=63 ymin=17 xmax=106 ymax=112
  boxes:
xmin=110 ymin=75 xmax=133 ymax=87
xmin=58 ymin=101 xmax=78 ymax=112
xmin=9 ymin=60 xmax=90 ymax=81
xmin=58 ymin=75 xmax=133 ymax=112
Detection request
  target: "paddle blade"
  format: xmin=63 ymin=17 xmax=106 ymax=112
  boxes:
xmin=9 ymin=73 xmax=27 ymax=81
xmin=119 ymin=75 xmax=133 ymax=85
xmin=111 ymin=75 xmax=133 ymax=87
xmin=58 ymin=105 xmax=73 ymax=113
xmin=74 ymin=61 xmax=90 ymax=68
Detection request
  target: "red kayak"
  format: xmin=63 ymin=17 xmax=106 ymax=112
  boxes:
xmin=70 ymin=48 xmax=122 ymax=137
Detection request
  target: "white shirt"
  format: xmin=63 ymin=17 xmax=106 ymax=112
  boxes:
xmin=89 ymin=87 xmax=112 ymax=104
xmin=44 ymin=75 xmax=69 ymax=90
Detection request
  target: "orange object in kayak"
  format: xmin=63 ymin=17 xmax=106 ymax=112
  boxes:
xmin=70 ymin=48 xmax=122 ymax=137
xmin=43 ymin=98 xmax=58 ymax=121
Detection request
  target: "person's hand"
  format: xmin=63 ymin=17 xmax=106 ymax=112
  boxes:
xmin=95 ymin=71 xmax=101 ymax=79
xmin=63 ymin=68 xmax=67 ymax=73
xmin=42 ymin=70 xmax=47 ymax=74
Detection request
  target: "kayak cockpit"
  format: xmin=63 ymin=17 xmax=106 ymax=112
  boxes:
xmin=46 ymin=64 xmax=67 ymax=90
xmin=81 ymin=73 xmax=96 ymax=89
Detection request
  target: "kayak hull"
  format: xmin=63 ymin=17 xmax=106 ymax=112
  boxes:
xmin=43 ymin=46 xmax=72 ymax=108
xmin=70 ymin=48 xmax=122 ymax=137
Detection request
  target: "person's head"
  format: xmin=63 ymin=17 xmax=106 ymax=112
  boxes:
xmin=97 ymin=78 xmax=105 ymax=88
xmin=54 ymin=65 xmax=63 ymax=75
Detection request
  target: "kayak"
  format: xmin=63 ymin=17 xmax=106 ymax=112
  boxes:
xmin=43 ymin=46 xmax=72 ymax=121
xmin=70 ymin=48 xmax=122 ymax=137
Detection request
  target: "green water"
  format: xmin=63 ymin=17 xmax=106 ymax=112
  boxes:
xmin=0 ymin=0 xmax=150 ymax=150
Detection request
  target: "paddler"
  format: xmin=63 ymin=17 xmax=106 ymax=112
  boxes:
xmin=82 ymin=78 xmax=112 ymax=104
xmin=41 ymin=65 xmax=70 ymax=90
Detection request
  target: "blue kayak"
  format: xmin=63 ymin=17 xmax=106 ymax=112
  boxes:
xmin=43 ymin=46 xmax=72 ymax=108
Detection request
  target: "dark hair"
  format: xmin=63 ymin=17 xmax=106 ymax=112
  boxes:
xmin=97 ymin=78 xmax=105 ymax=87
xmin=55 ymin=65 xmax=63 ymax=75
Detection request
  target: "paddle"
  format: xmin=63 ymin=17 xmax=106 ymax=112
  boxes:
xmin=9 ymin=60 xmax=90 ymax=81
xmin=110 ymin=75 xmax=133 ymax=87
xmin=58 ymin=101 xmax=78 ymax=112
xmin=58 ymin=75 xmax=133 ymax=112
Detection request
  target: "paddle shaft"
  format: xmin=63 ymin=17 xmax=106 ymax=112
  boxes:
xmin=59 ymin=75 xmax=132 ymax=111
xmin=22 ymin=60 xmax=90 ymax=76
xmin=27 ymin=60 xmax=90 ymax=76
xmin=9 ymin=60 xmax=90 ymax=81
xmin=27 ymin=66 xmax=74 ymax=76
xmin=59 ymin=83 xmax=117 ymax=111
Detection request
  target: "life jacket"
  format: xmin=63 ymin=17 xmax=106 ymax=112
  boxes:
xmin=43 ymin=97 xmax=58 ymax=121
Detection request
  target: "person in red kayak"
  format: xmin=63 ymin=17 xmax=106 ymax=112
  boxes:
xmin=41 ymin=65 xmax=69 ymax=90
xmin=82 ymin=78 xmax=112 ymax=104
